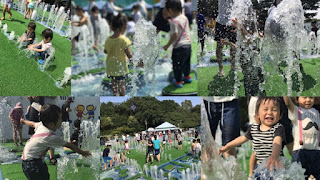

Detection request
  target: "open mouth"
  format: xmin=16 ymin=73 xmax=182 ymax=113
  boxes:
xmin=265 ymin=117 xmax=274 ymax=121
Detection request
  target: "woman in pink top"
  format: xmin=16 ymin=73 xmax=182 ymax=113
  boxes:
xmin=9 ymin=102 xmax=24 ymax=146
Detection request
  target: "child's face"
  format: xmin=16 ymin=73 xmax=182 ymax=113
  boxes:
xmin=256 ymin=99 xmax=281 ymax=127
xmin=28 ymin=27 xmax=34 ymax=33
xmin=298 ymin=97 xmax=314 ymax=109
xmin=43 ymin=36 xmax=51 ymax=43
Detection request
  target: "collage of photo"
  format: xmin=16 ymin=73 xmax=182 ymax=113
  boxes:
xmin=0 ymin=0 xmax=319 ymax=180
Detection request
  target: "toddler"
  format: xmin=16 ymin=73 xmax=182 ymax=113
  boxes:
xmin=19 ymin=22 xmax=36 ymax=46
xmin=28 ymin=29 xmax=53 ymax=65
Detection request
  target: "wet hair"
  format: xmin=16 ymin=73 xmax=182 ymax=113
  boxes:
xmin=255 ymin=97 xmax=282 ymax=116
xmin=165 ymin=0 xmax=182 ymax=13
xmin=92 ymin=6 xmax=99 ymax=13
xmin=28 ymin=22 xmax=36 ymax=31
xmin=40 ymin=104 xmax=61 ymax=127
xmin=73 ymin=120 xmax=81 ymax=129
xmin=42 ymin=29 xmax=53 ymax=41
xmin=111 ymin=14 xmax=127 ymax=32
xmin=154 ymin=135 xmax=157 ymax=140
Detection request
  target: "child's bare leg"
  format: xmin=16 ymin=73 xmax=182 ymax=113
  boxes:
xmin=2 ymin=4 xmax=7 ymax=20
xmin=111 ymin=79 xmax=119 ymax=96
xmin=12 ymin=125 xmax=17 ymax=145
xmin=29 ymin=10 xmax=33 ymax=21
xmin=151 ymin=155 xmax=153 ymax=163
xmin=110 ymin=159 xmax=113 ymax=167
xmin=230 ymin=45 xmax=236 ymax=69
xmin=18 ymin=127 xmax=23 ymax=144
xmin=8 ymin=8 xmax=11 ymax=18
xmin=104 ymin=162 xmax=107 ymax=170
xmin=216 ymin=41 xmax=224 ymax=72
xmin=49 ymin=148 xmax=54 ymax=159
xmin=119 ymin=79 xmax=126 ymax=96
xmin=286 ymin=142 xmax=293 ymax=156
xmin=249 ymin=152 xmax=256 ymax=178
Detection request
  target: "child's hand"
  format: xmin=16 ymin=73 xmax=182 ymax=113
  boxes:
xmin=20 ymin=118 xmax=25 ymax=124
xmin=265 ymin=155 xmax=284 ymax=171
xmin=81 ymin=150 xmax=91 ymax=157
xmin=163 ymin=45 xmax=169 ymax=51
xmin=219 ymin=145 xmax=229 ymax=155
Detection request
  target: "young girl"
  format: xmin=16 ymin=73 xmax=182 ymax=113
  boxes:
xmin=1 ymin=0 xmax=13 ymax=20
xmin=283 ymin=97 xmax=320 ymax=179
xmin=192 ymin=139 xmax=197 ymax=157
xmin=104 ymin=14 xmax=133 ymax=96
xmin=146 ymin=138 xmax=154 ymax=164
xmin=220 ymin=97 xmax=285 ymax=178
xmin=124 ymin=140 xmax=130 ymax=155
xmin=27 ymin=0 xmax=35 ymax=21
xmin=9 ymin=102 xmax=24 ymax=146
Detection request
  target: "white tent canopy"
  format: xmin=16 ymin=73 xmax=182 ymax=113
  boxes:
xmin=123 ymin=1 xmax=153 ymax=11
xmin=155 ymin=122 xmax=179 ymax=131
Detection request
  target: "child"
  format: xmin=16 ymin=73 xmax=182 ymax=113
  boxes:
xmin=163 ymin=0 xmax=192 ymax=88
xmin=146 ymin=138 xmax=154 ymax=164
xmin=24 ymin=0 xmax=29 ymax=19
xmin=8 ymin=102 xmax=24 ymax=146
xmin=70 ymin=120 xmax=81 ymax=147
xmin=220 ymin=97 xmax=285 ymax=178
xmin=177 ymin=132 xmax=182 ymax=150
xmin=104 ymin=14 xmax=133 ymax=96
xmin=126 ymin=16 xmax=135 ymax=41
xmin=283 ymin=97 xmax=320 ymax=179
xmin=1 ymin=0 xmax=13 ymax=20
xmin=132 ymin=4 xmax=142 ymax=23
xmin=124 ymin=140 xmax=130 ymax=155
xmin=28 ymin=28 xmax=53 ymax=64
xmin=90 ymin=6 xmax=101 ymax=53
xmin=115 ymin=151 xmax=121 ymax=164
xmin=19 ymin=22 xmax=36 ymax=46
xmin=71 ymin=6 xmax=88 ymax=55
xmin=20 ymin=104 xmax=90 ymax=179
xmin=27 ymin=0 xmax=35 ymax=21
xmin=196 ymin=139 xmax=201 ymax=156
xmin=191 ymin=139 xmax=197 ymax=157
xmin=103 ymin=143 xmax=112 ymax=170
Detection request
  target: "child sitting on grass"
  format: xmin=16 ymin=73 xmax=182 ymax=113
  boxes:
xmin=20 ymin=104 xmax=91 ymax=180
xmin=28 ymin=28 xmax=53 ymax=66
xmin=284 ymin=97 xmax=320 ymax=179
xmin=163 ymin=0 xmax=192 ymax=88
xmin=9 ymin=102 xmax=24 ymax=147
xmin=104 ymin=14 xmax=133 ymax=96
xmin=1 ymin=0 xmax=13 ymax=20
xmin=220 ymin=97 xmax=285 ymax=178
xmin=19 ymin=22 xmax=36 ymax=46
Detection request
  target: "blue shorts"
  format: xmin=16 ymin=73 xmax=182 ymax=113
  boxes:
xmin=27 ymin=2 xmax=35 ymax=9
xmin=204 ymin=99 xmax=240 ymax=146
xmin=103 ymin=156 xmax=112 ymax=163
xmin=292 ymin=149 xmax=320 ymax=179
xmin=154 ymin=149 xmax=160 ymax=155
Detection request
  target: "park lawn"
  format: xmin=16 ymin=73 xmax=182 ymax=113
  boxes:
xmin=162 ymin=71 xmax=197 ymax=95
xmin=0 ymin=5 xmax=71 ymax=95
xmin=198 ymin=58 xmax=320 ymax=96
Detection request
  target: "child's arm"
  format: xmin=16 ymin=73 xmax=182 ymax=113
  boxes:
xmin=265 ymin=136 xmax=284 ymax=170
xmin=20 ymin=118 xmax=35 ymax=128
xmin=283 ymin=97 xmax=295 ymax=113
xmin=163 ymin=32 xmax=178 ymax=51
xmin=249 ymin=151 xmax=256 ymax=177
xmin=64 ymin=142 xmax=91 ymax=157
xmin=219 ymin=136 xmax=249 ymax=155
xmin=125 ymin=46 xmax=133 ymax=59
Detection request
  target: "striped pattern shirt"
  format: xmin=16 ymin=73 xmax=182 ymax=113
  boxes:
xmin=245 ymin=123 xmax=285 ymax=164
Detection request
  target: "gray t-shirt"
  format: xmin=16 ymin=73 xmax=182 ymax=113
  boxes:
xmin=216 ymin=0 xmax=234 ymax=25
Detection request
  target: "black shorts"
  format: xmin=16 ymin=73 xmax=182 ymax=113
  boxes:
xmin=214 ymin=22 xmax=237 ymax=43
xmin=178 ymin=141 xmax=182 ymax=145
xmin=107 ymin=75 xmax=126 ymax=81
xmin=186 ymin=13 xmax=193 ymax=25
xmin=292 ymin=149 xmax=320 ymax=179
xmin=22 ymin=159 xmax=50 ymax=180
xmin=153 ymin=8 xmax=170 ymax=32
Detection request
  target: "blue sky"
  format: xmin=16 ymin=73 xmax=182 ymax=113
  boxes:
xmin=100 ymin=97 xmax=201 ymax=106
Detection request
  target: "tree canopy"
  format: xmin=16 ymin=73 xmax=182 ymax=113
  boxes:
xmin=100 ymin=97 xmax=201 ymax=136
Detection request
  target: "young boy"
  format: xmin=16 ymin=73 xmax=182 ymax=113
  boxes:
xmin=220 ymin=97 xmax=285 ymax=178
xmin=283 ymin=97 xmax=320 ymax=179
xmin=28 ymin=28 xmax=53 ymax=64
xmin=70 ymin=120 xmax=81 ymax=147
xmin=9 ymin=102 xmax=24 ymax=147
xmin=163 ymin=0 xmax=192 ymax=88
xmin=191 ymin=139 xmax=197 ymax=157
xmin=20 ymin=104 xmax=90 ymax=180
xmin=103 ymin=143 xmax=112 ymax=170
xmin=1 ymin=0 xmax=13 ymax=20
xmin=19 ymin=22 xmax=36 ymax=46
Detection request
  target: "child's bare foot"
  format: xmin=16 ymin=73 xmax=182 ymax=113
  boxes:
xmin=1 ymin=17 xmax=4 ymax=20
xmin=9 ymin=14 xmax=12 ymax=19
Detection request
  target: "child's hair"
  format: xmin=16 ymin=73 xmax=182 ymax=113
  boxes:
xmin=42 ymin=29 xmax=53 ymax=41
xmin=165 ymin=0 xmax=182 ymax=13
xmin=73 ymin=120 xmax=81 ymax=129
xmin=193 ymin=139 xmax=197 ymax=143
xmin=40 ymin=104 xmax=61 ymax=127
xmin=132 ymin=4 xmax=140 ymax=11
xmin=255 ymin=97 xmax=282 ymax=116
xmin=154 ymin=135 xmax=157 ymax=140
xmin=127 ymin=15 xmax=134 ymax=22
xmin=197 ymin=139 xmax=200 ymax=143
xmin=125 ymin=140 xmax=128 ymax=143
xmin=311 ymin=21 xmax=316 ymax=25
xmin=111 ymin=14 xmax=127 ymax=32
xmin=28 ymin=22 xmax=36 ymax=31
xmin=92 ymin=6 xmax=99 ymax=13
xmin=75 ymin=6 xmax=83 ymax=12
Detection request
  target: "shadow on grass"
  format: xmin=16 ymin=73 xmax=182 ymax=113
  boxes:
xmin=285 ymin=70 xmax=316 ymax=92
xmin=208 ymin=70 xmax=236 ymax=96
xmin=47 ymin=65 xmax=57 ymax=72
xmin=10 ymin=19 xmax=26 ymax=24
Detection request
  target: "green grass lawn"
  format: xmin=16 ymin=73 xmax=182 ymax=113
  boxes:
xmin=198 ymin=58 xmax=320 ymax=96
xmin=162 ymin=71 xmax=198 ymax=95
xmin=0 ymin=5 xmax=71 ymax=95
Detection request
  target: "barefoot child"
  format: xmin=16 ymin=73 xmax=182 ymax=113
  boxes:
xmin=104 ymin=14 xmax=133 ymax=96
xmin=9 ymin=102 xmax=24 ymax=147
xmin=28 ymin=29 xmax=53 ymax=65
xmin=20 ymin=104 xmax=91 ymax=179
xmin=124 ymin=140 xmax=130 ymax=155
xmin=283 ymin=97 xmax=320 ymax=179
xmin=1 ymin=0 xmax=13 ymax=20
xmin=220 ymin=97 xmax=285 ymax=178
xmin=163 ymin=0 xmax=192 ymax=88
xmin=27 ymin=0 xmax=35 ymax=21
xmin=192 ymin=139 xmax=197 ymax=157
xmin=19 ymin=22 xmax=36 ymax=46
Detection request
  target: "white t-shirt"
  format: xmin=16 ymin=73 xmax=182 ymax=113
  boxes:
xmin=40 ymin=40 xmax=52 ymax=52
xmin=22 ymin=122 xmax=66 ymax=160
xmin=196 ymin=142 xmax=201 ymax=153
xmin=126 ymin=21 xmax=135 ymax=34
xmin=133 ymin=11 xmax=143 ymax=23
xmin=170 ymin=14 xmax=191 ymax=48
xmin=289 ymin=106 xmax=320 ymax=151
xmin=202 ymin=96 xmax=237 ymax=103
xmin=248 ymin=97 xmax=259 ymax=124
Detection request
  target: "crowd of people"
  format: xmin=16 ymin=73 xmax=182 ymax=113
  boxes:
xmin=204 ymin=96 xmax=320 ymax=179
xmin=101 ymin=129 xmax=201 ymax=170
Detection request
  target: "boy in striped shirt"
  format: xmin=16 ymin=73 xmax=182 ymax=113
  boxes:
xmin=220 ymin=97 xmax=285 ymax=177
